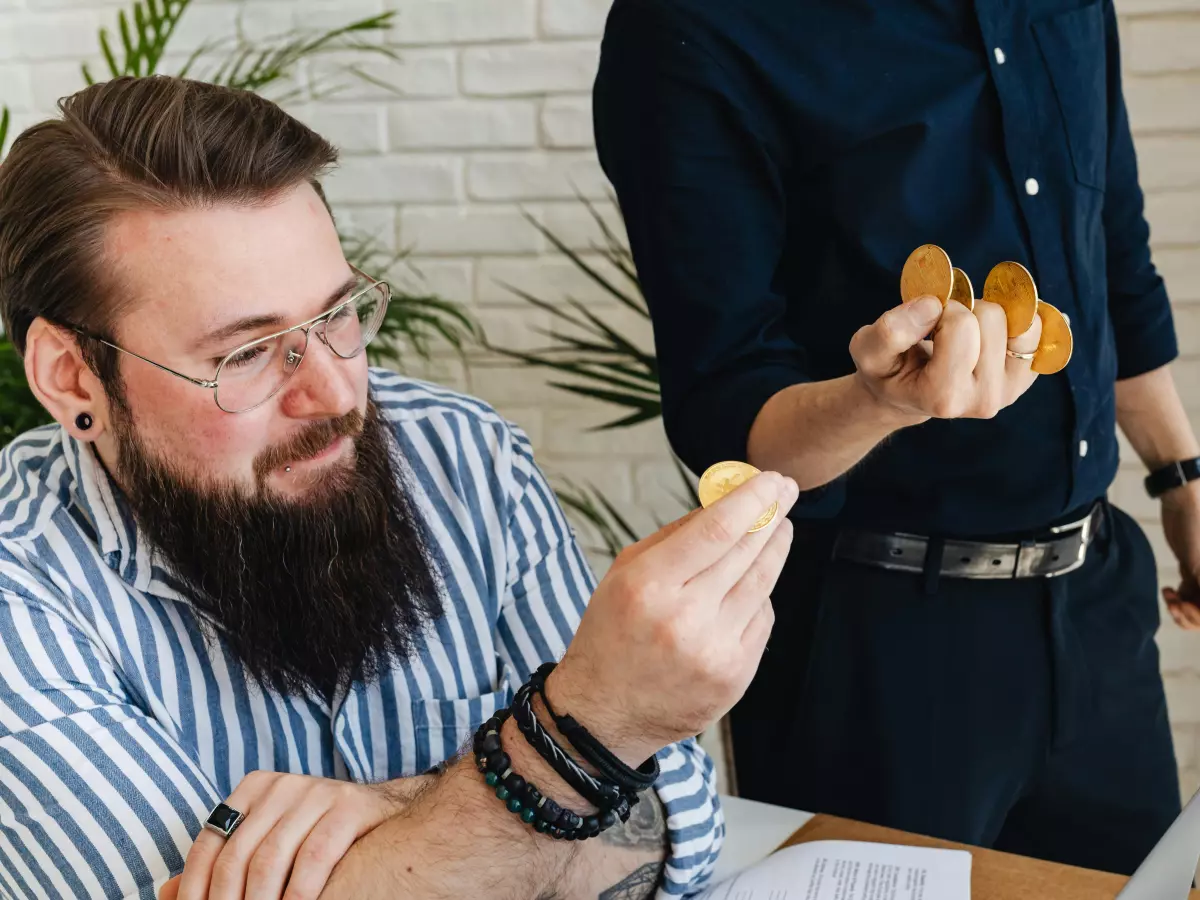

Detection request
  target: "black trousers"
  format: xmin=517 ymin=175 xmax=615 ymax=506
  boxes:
xmin=729 ymin=500 xmax=1181 ymax=876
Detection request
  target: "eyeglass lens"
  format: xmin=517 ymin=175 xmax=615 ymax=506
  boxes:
xmin=213 ymin=281 xmax=389 ymax=413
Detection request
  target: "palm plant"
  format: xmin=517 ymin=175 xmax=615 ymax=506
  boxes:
xmin=0 ymin=0 xmax=478 ymax=439
xmin=485 ymin=203 xmax=660 ymax=430
xmin=482 ymin=197 xmax=698 ymax=558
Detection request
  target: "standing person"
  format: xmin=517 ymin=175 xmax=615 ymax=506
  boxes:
xmin=593 ymin=0 xmax=1200 ymax=877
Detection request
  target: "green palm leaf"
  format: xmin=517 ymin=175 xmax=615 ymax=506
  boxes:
xmin=341 ymin=231 xmax=481 ymax=372
xmin=0 ymin=340 xmax=53 ymax=440
xmin=555 ymin=479 xmax=641 ymax=559
xmin=544 ymin=385 xmax=659 ymax=429
xmin=667 ymin=454 xmax=701 ymax=510
xmin=85 ymin=0 xmax=191 ymax=83
xmin=521 ymin=211 xmax=648 ymax=319
xmin=583 ymin=191 xmax=642 ymax=290
xmin=195 ymin=13 xmax=399 ymax=101
xmin=0 ymin=106 xmax=10 ymax=158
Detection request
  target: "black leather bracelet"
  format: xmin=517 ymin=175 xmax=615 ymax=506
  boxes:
xmin=1145 ymin=457 xmax=1200 ymax=498
xmin=510 ymin=681 xmax=626 ymax=810
xmin=532 ymin=662 xmax=660 ymax=793
xmin=473 ymin=709 xmax=616 ymax=841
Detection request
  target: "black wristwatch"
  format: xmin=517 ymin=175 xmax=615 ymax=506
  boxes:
xmin=1145 ymin=457 xmax=1200 ymax=499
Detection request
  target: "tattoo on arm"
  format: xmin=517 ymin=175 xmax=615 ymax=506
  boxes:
xmin=597 ymin=792 xmax=669 ymax=899
xmin=600 ymin=791 xmax=669 ymax=852
xmin=598 ymin=862 xmax=662 ymax=900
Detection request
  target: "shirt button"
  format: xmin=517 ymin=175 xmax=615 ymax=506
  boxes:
xmin=994 ymin=47 xmax=1007 ymax=65
xmin=1079 ymin=440 xmax=1089 ymax=458
xmin=1025 ymin=177 xmax=1040 ymax=196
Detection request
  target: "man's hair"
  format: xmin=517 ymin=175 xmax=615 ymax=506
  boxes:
xmin=0 ymin=75 xmax=339 ymax=386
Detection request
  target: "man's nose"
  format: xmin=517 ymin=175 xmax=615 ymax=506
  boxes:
xmin=278 ymin=333 xmax=358 ymax=420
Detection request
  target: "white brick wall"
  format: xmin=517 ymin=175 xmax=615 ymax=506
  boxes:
xmin=3 ymin=0 xmax=1200 ymax=804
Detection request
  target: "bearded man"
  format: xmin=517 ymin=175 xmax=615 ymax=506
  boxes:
xmin=0 ymin=76 xmax=799 ymax=900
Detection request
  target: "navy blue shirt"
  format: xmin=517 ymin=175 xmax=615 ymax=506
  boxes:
xmin=593 ymin=0 xmax=1178 ymax=537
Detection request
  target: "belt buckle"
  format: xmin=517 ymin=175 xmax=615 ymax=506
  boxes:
xmin=1043 ymin=506 xmax=1097 ymax=577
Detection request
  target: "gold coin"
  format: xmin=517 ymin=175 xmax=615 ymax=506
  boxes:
xmin=982 ymin=261 xmax=1039 ymax=338
xmin=900 ymin=244 xmax=953 ymax=307
xmin=697 ymin=461 xmax=778 ymax=533
xmin=748 ymin=502 xmax=779 ymax=533
xmin=1031 ymin=301 xmax=1073 ymax=375
xmin=948 ymin=267 xmax=975 ymax=311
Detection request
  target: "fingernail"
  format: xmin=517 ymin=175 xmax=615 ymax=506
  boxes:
xmin=912 ymin=296 xmax=942 ymax=323
xmin=783 ymin=477 xmax=800 ymax=502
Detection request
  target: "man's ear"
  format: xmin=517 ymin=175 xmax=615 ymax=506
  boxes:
xmin=23 ymin=318 xmax=112 ymax=441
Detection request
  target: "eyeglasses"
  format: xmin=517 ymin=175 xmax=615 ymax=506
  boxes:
xmin=71 ymin=267 xmax=391 ymax=413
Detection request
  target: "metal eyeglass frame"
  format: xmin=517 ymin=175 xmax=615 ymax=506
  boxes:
xmin=69 ymin=266 xmax=391 ymax=414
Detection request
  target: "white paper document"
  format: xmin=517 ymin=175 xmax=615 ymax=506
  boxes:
xmin=697 ymin=839 xmax=972 ymax=900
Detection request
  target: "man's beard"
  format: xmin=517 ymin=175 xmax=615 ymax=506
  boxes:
xmin=110 ymin=400 xmax=444 ymax=699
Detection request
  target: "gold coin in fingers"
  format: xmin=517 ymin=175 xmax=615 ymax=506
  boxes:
xmin=1031 ymin=301 xmax=1073 ymax=375
xmin=983 ymin=261 xmax=1039 ymax=338
xmin=900 ymin=244 xmax=953 ymax=307
xmin=949 ymin=267 xmax=975 ymax=311
xmin=697 ymin=461 xmax=778 ymax=533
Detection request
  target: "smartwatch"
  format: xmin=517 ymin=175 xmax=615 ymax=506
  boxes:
xmin=1144 ymin=457 xmax=1200 ymax=499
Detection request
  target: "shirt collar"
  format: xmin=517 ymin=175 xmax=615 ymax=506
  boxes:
xmin=62 ymin=429 xmax=155 ymax=592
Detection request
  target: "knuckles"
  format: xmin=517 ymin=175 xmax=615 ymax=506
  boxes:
xmin=609 ymin=567 xmax=662 ymax=616
xmin=247 ymin=842 xmax=286 ymax=881
xmin=240 ymin=769 xmax=278 ymax=791
xmin=211 ymin=851 xmax=248 ymax=886
xmin=698 ymin=514 xmax=737 ymax=549
xmin=612 ymin=543 xmax=639 ymax=569
xmin=974 ymin=300 xmax=1007 ymax=334
xmin=295 ymin=827 xmax=340 ymax=870
xmin=926 ymin=387 xmax=968 ymax=420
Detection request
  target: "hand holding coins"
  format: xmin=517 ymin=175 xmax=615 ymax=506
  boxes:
xmin=699 ymin=461 xmax=778 ymax=532
xmin=903 ymin=243 xmax=1073 ymax=375
xmin=848 ymin=245 xmax=1047 ymax=422
xmin=551 ymin=468 xmax=797 ymax=761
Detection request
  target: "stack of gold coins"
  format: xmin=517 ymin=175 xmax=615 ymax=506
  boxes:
xmin=900 ymin=244 xmax=1073 ymax=374
xmin=697 ymin=461 xmax=778 ymax=532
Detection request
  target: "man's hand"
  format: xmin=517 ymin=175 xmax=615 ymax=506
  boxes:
xmin=546 ymin=469 xmax=800 ymax=764
xmin=1162 ymin=481 xmax=1200 ymax=630
xmin=849 ymin=295 xmax=1043 ymax=423
xmin=159 ymin=772 xmax=433 ymax=900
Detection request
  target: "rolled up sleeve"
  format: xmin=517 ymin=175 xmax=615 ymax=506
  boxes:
xmin=594 ymin=0 xmax=844 ymax=515
xmin=1101 ymin=0 xmax=1178 ymax=379
xmin=498 ymin=420 xmax=723 ymax=898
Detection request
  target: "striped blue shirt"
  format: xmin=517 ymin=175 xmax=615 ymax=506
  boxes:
xmin=0 ymin=368 xmax=722 ymax=900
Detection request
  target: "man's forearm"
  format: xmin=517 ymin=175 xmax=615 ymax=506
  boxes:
xmin=1115 ymin=364 xmax=1200 ymax=470
xmin=320 ymin=712 xmax=669 ymax=900
xmin=747 ymin=374 xmax=923 ymax=490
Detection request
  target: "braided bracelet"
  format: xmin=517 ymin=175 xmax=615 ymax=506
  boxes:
xmin=473 ymin=710 xmax=623 ymax=841
xmin=531 ymin=662 xmax=660 ymax=793
xmin=510 ymin=680 xmax=628 ymax=811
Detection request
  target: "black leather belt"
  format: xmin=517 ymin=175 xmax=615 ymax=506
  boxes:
xmin=830 ymin=502 xmax=1104 ymax=579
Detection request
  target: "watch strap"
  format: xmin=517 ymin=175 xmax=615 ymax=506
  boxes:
xmin=1145 ymin=457 xmax=1200 ymax=499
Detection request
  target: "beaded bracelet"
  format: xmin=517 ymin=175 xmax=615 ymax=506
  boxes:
xmin=509 ymin=680 xmax=628 ymax=811
xmin=531 ymin=662 xmax=660 ymax=793
xmin=473 ymin=709 xmax=627 ymax=841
